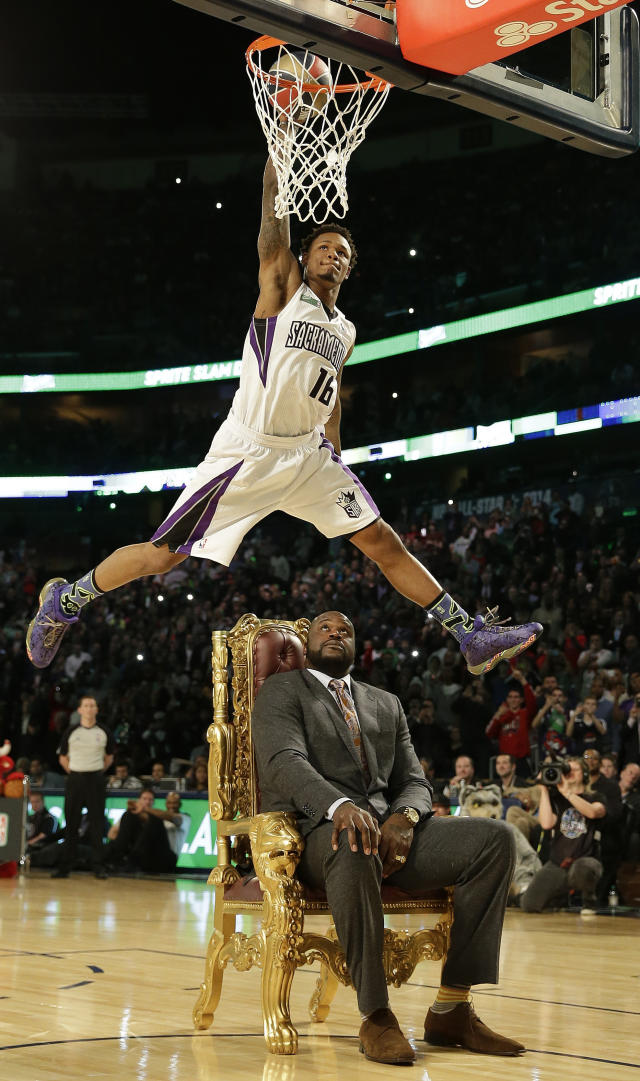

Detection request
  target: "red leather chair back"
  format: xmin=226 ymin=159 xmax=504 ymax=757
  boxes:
xmin=252 ymin=626 xmax=305 ymax=699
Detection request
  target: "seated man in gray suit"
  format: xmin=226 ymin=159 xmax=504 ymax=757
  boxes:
xmin=252 ymin=610 xmax=525 ymax=1066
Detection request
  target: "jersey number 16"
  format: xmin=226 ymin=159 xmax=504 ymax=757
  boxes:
xmin=309 ymin=368 xmax=335 ymax=408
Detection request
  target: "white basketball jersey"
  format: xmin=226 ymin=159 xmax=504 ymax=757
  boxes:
xmin=230 ymin=282 xmax=356 ymax=437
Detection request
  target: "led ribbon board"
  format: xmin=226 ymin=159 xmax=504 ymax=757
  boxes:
xmin=3 ymin=395 xmax=638 ymax=498
xmin=2 ymin=274 xmax=640 ymax=395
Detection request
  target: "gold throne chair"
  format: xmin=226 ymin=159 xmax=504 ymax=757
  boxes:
xmin=193 ymin=613 xmax=453 ymax=1055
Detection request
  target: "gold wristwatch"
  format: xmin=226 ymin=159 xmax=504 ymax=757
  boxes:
xmin=397 ymin=806 xmax=420 ymax=827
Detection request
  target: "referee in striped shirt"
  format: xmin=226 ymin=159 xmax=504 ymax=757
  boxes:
xmin=53 ymin=695 xmax=115 ymax=879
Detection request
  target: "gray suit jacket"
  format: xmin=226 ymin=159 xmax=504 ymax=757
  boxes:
xmin=252 ymin=669 xmax=432 ymax=836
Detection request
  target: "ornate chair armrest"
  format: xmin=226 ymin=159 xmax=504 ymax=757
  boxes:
xmin=248 ymin=812 xmax=305 ymax=886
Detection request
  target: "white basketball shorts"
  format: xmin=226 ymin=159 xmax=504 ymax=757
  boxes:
xmin=150 ymin=413 xmax=379 ymax=566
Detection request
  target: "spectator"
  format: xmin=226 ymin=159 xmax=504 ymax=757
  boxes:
xmin=410 ymin=700 xmax=452 ymax=778
xmin=577 ymin=633 xmax=615 ymax=695
xmin=620 ymin=687 xmax=640 ymax=766
xmin=151 ymin=761 xmax=167 ymax=784
xmin=600 ymin=753 xmax=618 ymax=780
xmin=64 ymin=645 xmax=93 ymax=681
xmin=157 ymin=792 xmax=190 ymax=857
xmin=619 ymin=634 xmax=640 ymax=675
xmin=531 ymin=686 xmax=569 ymax=759
xmin=105 ymin=788 xmax=177 ymax=873
xmin=185 ymin=761 xmax=208 ymax=793
xmin=485 ymin=668 xmax=536 ymax=773
xmin=28 ymin=756 xmax=63 ymax=789
xmin=566 ymin=696 xmax=607 ymax=755
xmin=445 ymin=755 xmax=475 ymax=805
xmin=26 ymin=791 xmax=56 ymax=852
xmin=107 ymin=760 xmax=142 ymax=790
xmin=451 ymin=682 xmax=492 ymax=777
xmin=618 ymin=763 xmax=640 ymax=865
xmin=432 ymin=793 xmax=451 ymax=818
xmin=494 ymin=753 xmax=528 ymax=794
xmin=606 ymin=762 xmax=640 ymax=901
xmin=520 ymin=758 xmax=606 ymax=914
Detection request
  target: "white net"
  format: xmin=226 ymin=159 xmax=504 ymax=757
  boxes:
xmin=246 ymin=37 xmax=392 ymax=223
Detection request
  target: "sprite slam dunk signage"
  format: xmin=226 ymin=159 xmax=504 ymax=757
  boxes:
xmin=3 ymin=274 xmax=640 ymax=396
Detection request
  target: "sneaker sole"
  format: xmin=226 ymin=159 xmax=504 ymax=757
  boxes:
xmin=25 ymin=577 xmax=68 ymax=667
xmin=466 ymin=630 xmax=540 ymax=676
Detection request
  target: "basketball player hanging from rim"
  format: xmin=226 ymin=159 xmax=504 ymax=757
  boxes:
xmin=26 ymin=156 xmax=542 ymax=674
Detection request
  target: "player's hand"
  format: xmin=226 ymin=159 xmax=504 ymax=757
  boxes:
xmin=331 ymin=803 xmax=380 ymax=856
xmin=379 ymin=815 xmax=413 ymax=878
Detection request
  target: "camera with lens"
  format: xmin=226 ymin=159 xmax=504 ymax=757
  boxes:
xmin=540 ymin=760 xmax=571 ymax=786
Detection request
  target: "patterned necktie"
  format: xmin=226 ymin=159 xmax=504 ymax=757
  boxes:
xmin=328 ymin=678 xmax=371 ymax=784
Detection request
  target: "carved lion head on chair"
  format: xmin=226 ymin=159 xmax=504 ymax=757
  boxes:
xmin=249 ymin=812 xmax=305 ymax=881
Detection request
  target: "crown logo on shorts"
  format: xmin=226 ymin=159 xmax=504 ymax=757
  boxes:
xmin=336 ymin=490 xmax=362 ymax=519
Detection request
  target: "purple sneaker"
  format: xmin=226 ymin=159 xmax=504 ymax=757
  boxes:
xmin=460 ymin=607 xmax=542 ymax=676
xmin=26 ymin=578 xmax=78 ymax=669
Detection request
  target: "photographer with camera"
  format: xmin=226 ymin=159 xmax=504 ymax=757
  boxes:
xmin=520 ymin=757 xmax=606 ymax=914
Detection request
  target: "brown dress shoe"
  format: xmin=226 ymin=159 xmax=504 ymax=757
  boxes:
xmin=424 ymin=1002 xmax=525 ymax=1056
xmin=359 ymin=1008 xmax=416 ymax=1065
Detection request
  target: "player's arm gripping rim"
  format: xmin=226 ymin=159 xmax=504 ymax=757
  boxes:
xmin=255 ymin=157 xmax=302 ymax=319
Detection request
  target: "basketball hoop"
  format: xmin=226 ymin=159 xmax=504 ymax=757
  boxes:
xmin=246 ymin=36 xmax=392 ymax=223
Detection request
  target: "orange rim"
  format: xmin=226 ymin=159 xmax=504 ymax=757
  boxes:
xmin=246 ymin=35 xmax=393 ymax=94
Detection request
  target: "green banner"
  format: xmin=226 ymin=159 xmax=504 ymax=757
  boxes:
xmin=42 ymin=792 xmax=217 ymax=870
xmin=3 ymin=274 xmax=640 ymax=396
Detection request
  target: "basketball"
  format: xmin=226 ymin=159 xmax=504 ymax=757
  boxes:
xmin=267 ymin=50 xmax=331 ymax=122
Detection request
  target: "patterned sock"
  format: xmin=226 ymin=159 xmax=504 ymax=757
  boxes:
xmin=430 ymin=985 xmax=471 ymax=1014
xmin=425 ymin=590 xmax=474 ymax=642
xmin=58 ymin=570 xmax=104 ymax=619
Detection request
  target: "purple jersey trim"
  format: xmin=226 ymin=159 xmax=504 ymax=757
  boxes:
xmin=151 ymin=460 xmax=243 ymax=554
xmin=249 ymin=316 xmax=278 ymax=388
xmin=319 ymin=437 xmax=380 ymax=517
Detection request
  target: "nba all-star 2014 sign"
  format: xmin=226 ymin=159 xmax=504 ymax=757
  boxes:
xmin=396 ymin=0 xmax=627 ymax=75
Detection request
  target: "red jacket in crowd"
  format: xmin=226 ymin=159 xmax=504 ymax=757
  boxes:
xmin=485 ymin=682 xmax=537 ymax=760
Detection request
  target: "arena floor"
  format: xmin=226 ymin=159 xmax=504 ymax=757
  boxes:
xmin=1 ymin=871 xmax=638 ymax=1080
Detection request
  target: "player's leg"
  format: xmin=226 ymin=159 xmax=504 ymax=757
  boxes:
xmin=350 ymin=518 xmax=542 ymax=675
xmin=284 ymin=443 xmax=541 ymax=675
xmin=26 ymin=542 xmax=186 ymax=670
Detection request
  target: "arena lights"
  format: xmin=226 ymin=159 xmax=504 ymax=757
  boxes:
xmin=2 ymin=394 xmax=638 ymax=499
xmin=3 ymin=273 xmax=640 ymax=396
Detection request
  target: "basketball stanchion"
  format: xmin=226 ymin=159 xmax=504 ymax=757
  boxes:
xmin=246 ymin=36 xmax=392 ymax=223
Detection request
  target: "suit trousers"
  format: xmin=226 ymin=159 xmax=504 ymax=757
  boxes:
xmin=298 ymin=814 xmax=516 ymax=1016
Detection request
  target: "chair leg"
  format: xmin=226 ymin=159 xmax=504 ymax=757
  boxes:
xmin=193 ymin=909 xmax=236 ymax=1029
xmin=309 ymin=963 xmax=339 ymax=1023
xmin=261 ymin=934 xmax=298 ymax=1055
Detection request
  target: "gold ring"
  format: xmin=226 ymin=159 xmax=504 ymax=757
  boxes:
xmin=394 ymin=854 xmax=406 ymax=863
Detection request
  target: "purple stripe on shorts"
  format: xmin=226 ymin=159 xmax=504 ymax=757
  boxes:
xmin=186 ymin=461 xmax=243 ymax=550
xmin=249 ymin=316 xmax=278 ymax=388
xmin=151 ymin=461 xmax=243 ymax=547
xmin=320 ymin=437 xmax=380 ymax=517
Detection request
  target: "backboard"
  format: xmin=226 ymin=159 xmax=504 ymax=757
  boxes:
xmin=171 ymin=0 xmax=639 ymax=155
